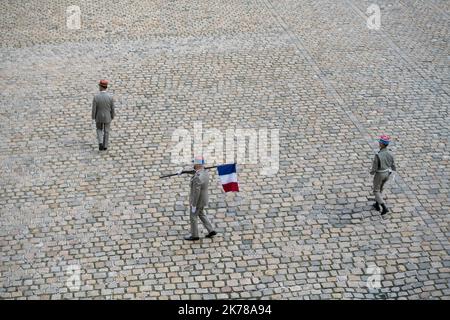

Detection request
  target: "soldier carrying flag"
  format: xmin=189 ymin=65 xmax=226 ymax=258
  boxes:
xmin=184 ymin=156 xmax=217 ymax=241
xmin=161 ymin=158 xmax=239 ymax=241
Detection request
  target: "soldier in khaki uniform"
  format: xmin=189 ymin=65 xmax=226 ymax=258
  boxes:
xmin=184 ymin=156 xmax=217 ymax=241
xmin=370 ymin=135 xmax=396 ymax=215
xmin=92 ymin=79 xmax=115 ymax=151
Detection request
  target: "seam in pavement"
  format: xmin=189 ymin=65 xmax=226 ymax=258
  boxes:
xmin=345 ymin=0 xmax=449 ymax=97
xmin=412 ymin=0 xmax=450 ymax=19
xmin=261 ymin=0 xmax=448 ymax=246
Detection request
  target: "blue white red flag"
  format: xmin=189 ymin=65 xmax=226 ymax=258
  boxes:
xmin=217 ymin=163 xmax=239 ymax=193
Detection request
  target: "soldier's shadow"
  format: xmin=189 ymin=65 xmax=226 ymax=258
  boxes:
xmin=327 ymin=204 xmax=382 ymax=228
xmin=208 ymin=192 xmax=243 ymax=217
xmin=328 ymin=214 xmax=352 ymax=228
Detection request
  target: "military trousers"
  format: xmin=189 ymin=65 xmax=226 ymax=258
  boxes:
xmin=373 ymin=171 xmax=390 ymax=205
xmin=96 ymin=122 xmax=111 ymax=148
xmin=190 ymin=206 xmax=213 ymax=238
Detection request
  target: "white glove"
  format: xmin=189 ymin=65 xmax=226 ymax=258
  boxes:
xmin=176 ymin=168 xmax=183 ymax=175
xmin=390 ymin=171 xmax=396 ymax=183
xmin=191 ymin=206 xmax=196 ymax=214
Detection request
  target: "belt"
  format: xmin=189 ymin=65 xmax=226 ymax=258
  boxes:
xmin=376 ymin=169 xmax=390 ymax=173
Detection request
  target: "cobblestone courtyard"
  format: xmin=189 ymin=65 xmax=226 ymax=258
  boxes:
xmin=0 ymin=0 xmax=449 ymax=299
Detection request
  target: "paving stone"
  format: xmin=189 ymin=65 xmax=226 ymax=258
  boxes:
xmin=0 ymin=0 xmax=448 ymax=300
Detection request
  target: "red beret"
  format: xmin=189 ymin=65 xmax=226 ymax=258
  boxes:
xmin=99 ymin=79 xmax=109 ymax=87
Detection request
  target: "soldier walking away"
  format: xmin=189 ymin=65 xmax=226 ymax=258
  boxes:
xmin=92 ymin=79 xmax=115 ymax=151
xmin=370 ymin=135 xmax=396 ymax=215
xmin=184 ymin=156 xmax=217 ymax=241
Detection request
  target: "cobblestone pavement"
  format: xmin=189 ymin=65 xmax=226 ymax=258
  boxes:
xmin=0 ymin=0 xmax=449 ymax=299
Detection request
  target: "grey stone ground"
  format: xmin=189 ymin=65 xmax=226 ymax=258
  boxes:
xmin=0 ymin=0 xmax=449 ymax=299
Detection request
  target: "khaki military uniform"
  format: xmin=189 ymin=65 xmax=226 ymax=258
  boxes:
xmin=189 ymin=168 xmax=213 ymax=238
xmin=92 ymin=91 xmax=115 ymax=148
xmin=370 ymin=147 xmax=396 ymax=205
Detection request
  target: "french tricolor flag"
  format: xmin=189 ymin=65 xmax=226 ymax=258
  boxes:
xmin=217 ymin=163 xmax=239 ymax=193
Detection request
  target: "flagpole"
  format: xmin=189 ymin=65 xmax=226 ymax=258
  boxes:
xmin=159 ymin=165 xmax=219 ymax=179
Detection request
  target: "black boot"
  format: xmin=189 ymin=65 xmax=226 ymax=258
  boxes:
xmin=372 ymin=202 xmax=380 ymax=211
xmin=205 ymin=231 xmax=217 ymax=238
xmin=381 ymin=204 xmax=389 ymax=215
xmin=99 ymin=143 xmax=104 ymax=150
xmin=184 ymin=235 xmax=199 ymax=241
